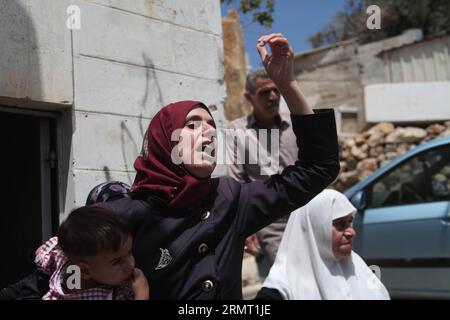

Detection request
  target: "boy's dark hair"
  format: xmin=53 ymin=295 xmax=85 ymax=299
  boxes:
xmin=58 ymin=206 xmax=130 ymax=258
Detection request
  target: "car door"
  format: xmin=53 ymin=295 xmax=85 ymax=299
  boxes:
xmin=358 ymin=144 xmax=450 ymax=298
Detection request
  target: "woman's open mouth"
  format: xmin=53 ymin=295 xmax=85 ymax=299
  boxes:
xmin=199 ymin=141 xmax=216 ymax=158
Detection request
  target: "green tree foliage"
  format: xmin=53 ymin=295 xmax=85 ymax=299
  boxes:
xmin=308 ymin=0 xmax=450 ymax=48
xmin=221 ymin=0 xmax=275 ymax=28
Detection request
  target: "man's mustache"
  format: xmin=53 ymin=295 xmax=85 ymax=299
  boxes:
xmin=266 ymin=101 xmax=280 ymax=109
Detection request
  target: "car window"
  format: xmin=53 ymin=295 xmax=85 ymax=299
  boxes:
xmin=429 ymin=146 xmax=450 ymax=201
xmin=368 ymin=144 xmax=450 ymax=208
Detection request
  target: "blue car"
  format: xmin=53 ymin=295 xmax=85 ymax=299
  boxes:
xmin=344 ymin=135 xmax=450 ymax=299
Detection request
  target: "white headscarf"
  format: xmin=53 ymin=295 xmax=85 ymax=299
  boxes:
xmin=263 ymin=189 xmax=390 ymax=300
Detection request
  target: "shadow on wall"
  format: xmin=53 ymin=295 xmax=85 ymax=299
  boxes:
xmin=118 ymin=53 xmax=165 ymax=184
xmin=120 ymin=120 xmax=139 ymax=184
xmin=140 ymin=53 xmax=164 ymax=136
xmin=0 ymin=0 xmax=42 ymax=103
xmin=0 ymin=0 xmax=45 ymax=288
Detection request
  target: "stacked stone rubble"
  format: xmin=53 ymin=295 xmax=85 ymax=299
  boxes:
xmin=332 ymin=121 xmax=450 ymax=191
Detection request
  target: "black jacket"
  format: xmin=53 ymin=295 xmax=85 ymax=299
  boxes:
xmin=100 ymin=109 xmax=339 ymax=300
xmin=7 ymin=109 xmax=338 ymax=300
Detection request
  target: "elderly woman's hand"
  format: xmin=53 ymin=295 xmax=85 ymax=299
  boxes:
xmin=244 ymin=234 xmax=261 ymax=256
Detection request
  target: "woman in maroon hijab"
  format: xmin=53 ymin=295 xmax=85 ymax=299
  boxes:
xmin=101 ymin=34 xmax=340 ymax=299
xmin=131 ymin=100 xmax=216 ymax=213
xmin=7 ymin=34 xmax=339 ymax=300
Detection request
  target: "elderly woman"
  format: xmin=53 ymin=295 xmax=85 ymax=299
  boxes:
xmin=257 ymin=189 xmax=390 ymax=300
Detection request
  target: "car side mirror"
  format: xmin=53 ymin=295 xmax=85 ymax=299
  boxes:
xmin=351 ymin=190 xmax=367 ymax=211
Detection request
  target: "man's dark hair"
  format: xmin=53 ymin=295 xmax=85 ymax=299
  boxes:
xmin=245 ymin=68 xmax=270 ymax=94
xmin=58 ymin=206 xmax=130 ymax=258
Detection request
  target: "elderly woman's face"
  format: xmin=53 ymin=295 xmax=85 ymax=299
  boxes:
xmin=177 ymin=107 xmax=217 ymax=178
xmin=332 ymin=213 xmax=356 ymax=261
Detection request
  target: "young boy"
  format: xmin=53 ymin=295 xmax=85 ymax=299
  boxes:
xmin=35 ymin=206 xmax=149 ymax=300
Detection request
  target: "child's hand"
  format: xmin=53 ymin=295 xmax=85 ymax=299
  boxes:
xmin=131 ymin=268 xmax=149 ymax=300
xmin=244 ymin=234 xmax=260 ymax=256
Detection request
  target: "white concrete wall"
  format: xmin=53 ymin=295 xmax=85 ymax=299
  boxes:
xmin=0 ymin=0 xmax=226 ymax=212
xmin=358 ymin=29 xmax=423 ymax=87
xmin=365 ymin=82 xmax=450 ymax=123
xmin=0 ymin=0 xmax=73 ymax=106
xmin=70 ymin=0 xmax=226 ymax=207
xmin=384 ymin=35 xmax=450 ymax=83
xmin=291 ymin=29 xmax=426 ymax=131
xmin=293 ymin=39 xmax=363 ymax=131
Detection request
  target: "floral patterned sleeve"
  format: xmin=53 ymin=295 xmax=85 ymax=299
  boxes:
xmin=34 ymin=236 xmax=60 ymax=275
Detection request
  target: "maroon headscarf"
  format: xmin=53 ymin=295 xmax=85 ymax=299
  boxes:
xmin=132 ymin=101 xmax=213 ymax=213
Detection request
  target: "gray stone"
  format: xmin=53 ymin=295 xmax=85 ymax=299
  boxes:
xmin=347 ymin=157 xmax=358 ymax=171
xmin=386 ymin=152 xmax=399 ymax=161
xmin=368 ymin=122 xmax=395 ymax=136
xmin=385 ymin=127 xmax=427 ymax=144
xmin=351 ymin=145 xmax=367 ymax=160
xmin=340 ymin=170 xmax=359 ymax=187
xmin=434 ymin=173 xmax=447 ymax=183
xmin=369 ymin=146 xmax=384 ymax=157
xmin=384 ymin=143 xmax=397 ymax=153
xmin=426 ymin=124 xmax=446 ymax=135
xmin=357 ymin=158 xmax=378 ymax=172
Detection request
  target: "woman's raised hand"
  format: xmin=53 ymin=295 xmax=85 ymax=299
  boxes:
xmin=256 ymin=33 xmax=295 ymax=87
xmin=256 ymin=33 xmax=312 ymax=115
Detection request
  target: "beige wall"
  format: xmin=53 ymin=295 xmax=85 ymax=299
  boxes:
xmin=222 ymin=9 xmax=251 ymax=121
xmin=293 ymin=29 xmax=432 ymax=133
xmin=294 ymin=39 xmax=363 ymax=133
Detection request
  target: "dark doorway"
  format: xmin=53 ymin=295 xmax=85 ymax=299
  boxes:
xmin=0 ymin=110 xmax=57 ymax=288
